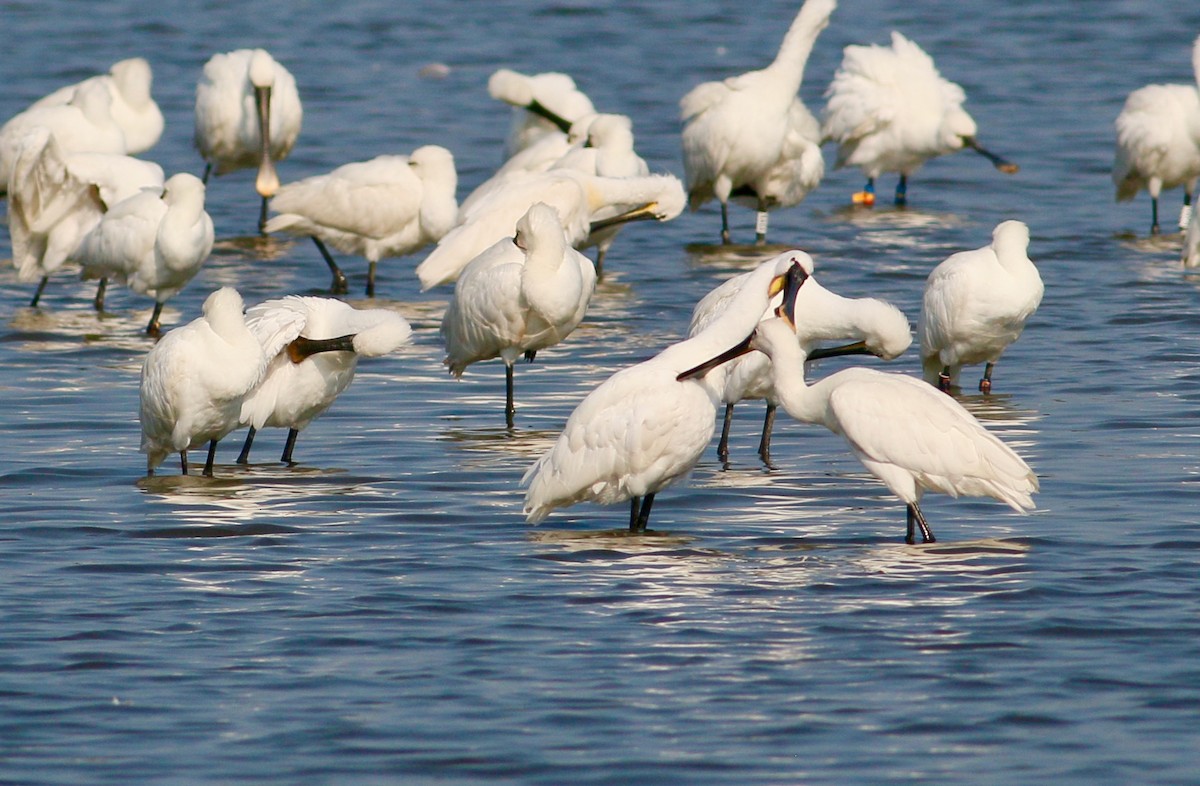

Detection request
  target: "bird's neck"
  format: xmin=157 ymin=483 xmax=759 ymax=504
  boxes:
xmin=765 ymin=1 xmax=830 ymax=92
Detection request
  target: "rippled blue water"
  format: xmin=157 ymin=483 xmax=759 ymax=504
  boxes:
xmin=3 ymin=1 xmax=1200 ymax=783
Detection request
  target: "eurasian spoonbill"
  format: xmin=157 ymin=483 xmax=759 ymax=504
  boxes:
xmin=28 ymin=57 xmax=163 ymax=154
xmin=487 ymin=68 xmax=596 ymax=157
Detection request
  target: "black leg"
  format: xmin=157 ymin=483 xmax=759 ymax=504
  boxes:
xmin=258 ymin=195 xmax=270 ymax=235
xmin=203 ymin=440 xmax=218 ymax=477
xmin=180 ymin=449 xmax=189 ymax=476
xmin=236 ymin=426 xmax=256 ymax=464
xmin=634 ymin=493 xmax=655 ymax=532
xmin=979 ymin=362 xmax=995 ymax=394
xmin=93 ymin=278 xmax=107 ymax=312
xmin=312 ymin=237 xmax=348 ymax=294
xmin=938 ymin=366 xmax=952 ymax=393
xmin=281 ymin=428 xmax=298 ymax=464
xmin=894 ymin=174 xmax=908 ymax=206
xmin=505 ymin=364 xmax=515 ymax=430
xmin=146 ymin=302 xmax=165 ymax=336
xmin=629 ymin=497 xmax=642 ymax=531
xmin=758 ymin=403 xmax=777 ymax=466
xmin=720 ymin=202 xmax=731 ymax=245
xmin=1151 ymin=196 xmax=1160 ymax=236
xmin=201 ymin=162 xmax=212 ymax=185
xmin=30 ymin=276 xmax=49 ymax=307
xmin=593 ymin=247 xmax=606 ymax=280
xmin=717 ymin=403 xmax=734 ymax=464
xmin=906 ymin=503 xmax=936 ymax=545
xmin=366 ymin=260 xmax=376 ymax=298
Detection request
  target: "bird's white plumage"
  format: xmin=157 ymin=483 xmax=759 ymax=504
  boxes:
xmin=1112 ymin=35 xmax=1200 ymax=230
xmin=822 ymin=31 xmax=980 ymax=180
xmin=0 ymin=80 xmax=127 ymax=191
xmin=751 ymin=316 xmax=1038 ymax=513
xmin=194 ymin=48 xmax=301 ymax=191
xmin=522 ymin=251 xmax=812 ymax=524
xmin=680 ymin=0 xmax=834 ymax=224
xmin=487 ymin=69 xmax=596 ymax=157
xmin=73 ymin=172 xmax=214 ymax=308
xmin=265 ymin=146 xmax=458 ymax=266
xmin=29 ymin=57 xmax=164 ymax=154
xmin=1184 ymin=200 xmax=1200 ymax=267
xmin=5 ymin=128 xmax=163 ymax=287
xmin=416 ymin=169 xmax=685 ymax=290
xmin=442 ymin=202 xmax=596 ymax=375
xmin=239 ymin=296 xmax=413 ymax=433
xmin=919 ymin=220 xmax=1042 ymax=388
xmin=139 ymin=287 xmax=267 ymax=473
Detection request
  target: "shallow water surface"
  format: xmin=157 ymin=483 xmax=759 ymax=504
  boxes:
xmin=2 ymin=1 xmax=1200 ymax=783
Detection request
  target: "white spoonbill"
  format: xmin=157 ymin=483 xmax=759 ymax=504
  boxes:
xmin=487 ymin=68 xmax=596 ymax=157
xmin=441 ymin=203 xmax=596 ymax=428
xmin=28 ymin=57 xmax=164 ymax=154
xmin=194 ymin=48 xmax=302 ymax=231
xmin=0 ymin=80 xmax=126 ymax=192
xmin=821 ymin=31 xmax=1017 ymax=206
xmin=690 ymin=264 xmax=911 ymax=464
xmin=72 ymin=172 xmax=215 ymax=335
xmin=6 ymin=127 xmax=163 ymax=306
xmin=681 ymin=315 xmax=1038 ymax=544
xmin=522 ymin=251 xmax=809 ymax=532
xmin=1112 ymin=35 xmax=1200 ymax=235
xmin=680 ymin=0 xmax=835 ymax=244
xmin=919 ymin=220 xmax=1042 ymax=393
xmin=263 ymin=146 xmax=458 ymax=296
xmin=139 ymin=287 xmax=267 ymax=477
xmin=416 ymin=168 xmax=685 ymax=290
xmin=236 ymin=296 xmax=413 ymax=465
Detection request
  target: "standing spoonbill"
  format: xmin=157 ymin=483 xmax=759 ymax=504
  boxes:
xmin=441 ymin=203 xmax=597 ymax=428
xmin=690 ymin=264 xmax=911 ymax=464
xmin=5 ymin=127 xmax=163 ymax=307
xmin=919 ymin=220 xmax=1042 ymax=393
xmin=680 ymin=315 xmax=1038 ymax=544
xmin=0 ymin=80 xmax=126 ymax=192
xmin=821 ymin=31 xmax=1018 ymax=207
xmin=680 ymin=0 xmax=835 ymax=244
xmin=139 ymin=287 xmax=268 ymax=477
xmin=523 ymin=251 xmax=809 ymax=532
xmin=236 ymin=296 xmax=413 ymax=465
xmin=72 ymin=172 xmax=214 ymax=335
xmin=27 ymin=57 xmax=164 ymax=154
xmin=263 ymin=146 xmax=458 ymax=296
xmin=487 ymin=69 xmax=596 ymax=157
xmin=416 ymin=168 xmax=685 ymax=290
xmin=1112 ymin=35 xmax=1200 ymax=235
xmin=194 ymin=48 xmax=302 ymax=232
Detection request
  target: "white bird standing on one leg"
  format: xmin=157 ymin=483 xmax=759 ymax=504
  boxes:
xmin=690 ymin=265 xmax=911 ymax=464
xmin=263 ymin=146 xmax=458 ymax=296
xmin=441 ymin=203 xmax=596 ymax=429
xmin=680 ymin=311 xmax=1038 ymax=545
xmin=1112 ymin=35 xmax=1200 ymax=235
xmin=73 ymin=173 xmax=215 ymax=335
xmin=822 ymin=31 xmax=1018 ymax=207
xmin=194 ymin=48 xmax=302 ymax=232
xmin=27 ymin=57 xmax=164 ymax=155
xmin=680 ymin=0 xmax=835 ymax=244
xmin=522 ymin=251 xmax=810 ymax=532
xmin=139 ymin=287 xmax=268 ymax=477
xmin=919 ymin=220 xmax=1042 ymax=394
xmin=237 ymin=296 xmax=413 ymax=465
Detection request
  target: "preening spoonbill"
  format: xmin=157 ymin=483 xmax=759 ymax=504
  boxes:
xmin=487 ymin=68 xmax=596 ymax=157
xmin=919 ymin=220 xmax=1042 ymax=393
xmin=681 ymin=315 xmax=1038 ymax=544
xmin=1112 ymin=35 xmax=1200 ymax=234
xmin=680 ymin=0 xmax=835 ymax=244
xmin=28 ymin=57 xmax=164 ymax=154
xmin=821 ymin=31 xmax=1017 ymax=206
xmin=441 ymin=203 xmax=596 ymax=428
xmin=263 ymin=146 xmax=458 ymax=296
xmin=5 ymin=127 xmax=163 ymax=306
xmin=690 ymin=264 xmax=910 ymax=464
xmin=0 ymin=80 xmax=126 ymax=192
xmin=194 ymin=48 xmax=302 ymax=231
xmin=416 ymin=169 xmax=685 ymax=290
xmin=139 ymin=287 xmax=267 ymax=477
xmin=73 ymin=173 xmax=214 ymax=335
xmin=522 ymin=251 xmax=810 ymax=532
xmin=237 ymin=296 xmax=413 ymax=465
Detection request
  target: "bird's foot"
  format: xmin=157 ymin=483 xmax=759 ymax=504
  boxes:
xmin=938 ymin=373 xmax=952 ymax=393
xmin=330 ymin=274 xmax=349 ymax=295
xmin=978 ymin=378 xmax=992 ymax=394
xmin=851 ymin=191 xmax=875 ymax=206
